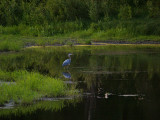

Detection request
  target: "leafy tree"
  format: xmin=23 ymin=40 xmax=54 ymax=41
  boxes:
xmin=0 ymin=0 xmax=159 ymax=26
xmin=147 ymin=0 xmax=160 ymax=18
xmin=118 ymin=5 xmax=132 ymax=20
xmin=89 ymin=1 xmax=99 ymax=21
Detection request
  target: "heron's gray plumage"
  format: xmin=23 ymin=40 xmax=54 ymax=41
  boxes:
xmin=62 ymin=53 xmax=72 ymax=67
xmin=62 ymin=59 xmax=71 ymax=67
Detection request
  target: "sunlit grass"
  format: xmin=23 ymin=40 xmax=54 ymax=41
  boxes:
xmin=0 ymin=70 xmax=77 ymax=105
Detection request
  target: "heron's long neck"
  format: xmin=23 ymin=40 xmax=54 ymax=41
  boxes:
xmin=68 ymin=56 xmax=71 ymax=60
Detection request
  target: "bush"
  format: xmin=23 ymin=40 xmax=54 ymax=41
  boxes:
xmin=85 ymin=40 xmax=92 ymax=45
xmin=118 ymin=5 xmax=132 ymax=20
xmin=147 ymin=1 xmax=160 ymax=18
xmin=89 ymin=2 xmax=99 ymax=21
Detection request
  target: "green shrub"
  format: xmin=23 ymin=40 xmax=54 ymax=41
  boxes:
xmin=85 ymin=40 xmax=92 ymax=45
xmin=118 ymin=5 xmax=132 ymax=20
xmin=89 ymin=2 xmax=99 ymax=21
xmin=147 ymin=1 xmax=160 ymax=18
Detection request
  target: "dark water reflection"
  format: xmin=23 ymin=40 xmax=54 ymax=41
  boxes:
xmin=62 ymin=72 xmax=71 ymax=79
xmin=0 ymin=46 xmax=160 ymax=120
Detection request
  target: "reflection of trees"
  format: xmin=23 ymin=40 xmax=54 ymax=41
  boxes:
xmin=84 ymin=95 xmax=96 ymax=120
xmin=0 ymin=47 xmax=160 ymax=99
xmin=71 ymin=51 xmax=160 ymax=100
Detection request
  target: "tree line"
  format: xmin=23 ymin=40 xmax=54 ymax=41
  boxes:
xmin=0 ymin=0 xmax=159 ymax=26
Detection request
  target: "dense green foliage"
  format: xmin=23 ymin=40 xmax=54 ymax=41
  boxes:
xmin=0 ymin=0 xmax=159 ymax=38
xmin=0 ymin=0 xmax=160 ymax=26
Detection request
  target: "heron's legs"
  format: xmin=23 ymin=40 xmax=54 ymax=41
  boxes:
xmin=63 ymin=65 xmax=70 ymax=70
xmin=67 ymin=65 xmax=69 ymax=70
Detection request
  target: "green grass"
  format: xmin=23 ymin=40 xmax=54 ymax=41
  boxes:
xmin=0 ymin=19 xmax=160 ymax=52
xmin=0 ymin=40 xmax=22 ymax=52
xmin=67 ymin=29 xmax=160 ymax=42
xmin=0 ymin=70 xmax=77 ymax=105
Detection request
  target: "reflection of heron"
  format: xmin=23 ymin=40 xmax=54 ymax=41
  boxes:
xmin=62 ymin=72 xmax=71 ymax=79
xmin=62 ymin=53 xmax=73 ymax=68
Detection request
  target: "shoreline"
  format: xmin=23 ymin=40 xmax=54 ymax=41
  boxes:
xmin=1 ymin=40 xmax=160 ymax=53
xmin=26 ymin=42 xmax=160 ymax=49
xmin=27 ymin=40 xmax=160 ymax=48
xmin=91 ymin=40 xmax=160 ymax=44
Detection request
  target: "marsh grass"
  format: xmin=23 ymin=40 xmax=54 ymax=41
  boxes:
xmin=0 ymin=33 xmax=159 ymax=52
xmin=0 ymin=19 xmax=160 ymax=52
xmin=0 ymin=70 xmax=77 ymax=105
xmin=0 ymin=40 xmax=22 ymax=52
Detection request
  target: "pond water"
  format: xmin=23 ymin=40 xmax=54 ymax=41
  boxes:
xmin=0 ymin=46 xmax=160 ymax=120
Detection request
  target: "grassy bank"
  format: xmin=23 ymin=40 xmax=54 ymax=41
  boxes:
xmin=0 ymin=70 xmax=77 ymax=105
xmin=0 ymin=19 xmax=160 ymax=52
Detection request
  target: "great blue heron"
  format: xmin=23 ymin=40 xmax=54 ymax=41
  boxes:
xmin=62 ymin=53 xmax=73 ymax=68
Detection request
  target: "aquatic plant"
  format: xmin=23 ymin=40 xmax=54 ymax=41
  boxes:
xmin=0 ymin=100 xmax=65 ymax=117
xmin=0 ymin=70 xmax=77 ymax=105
